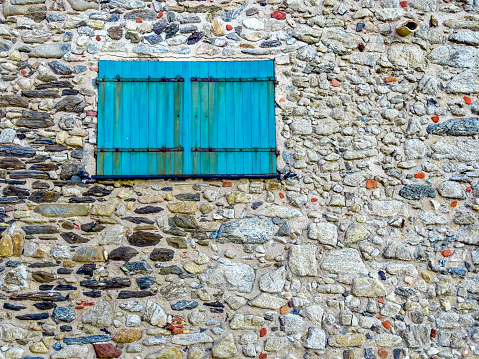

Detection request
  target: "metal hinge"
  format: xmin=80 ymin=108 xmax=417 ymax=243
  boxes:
xmin=191 ymin=148 xmax=276 ymax=153
xmin=97 ymin=147 xmax=184 ymax=153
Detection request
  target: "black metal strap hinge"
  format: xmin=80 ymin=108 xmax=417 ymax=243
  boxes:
xmin=98 ymin=147 xmax=184 ymax=153
xmin=191 ymin=148 xmax=276 ymax=153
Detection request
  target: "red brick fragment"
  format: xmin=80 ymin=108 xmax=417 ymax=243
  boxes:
xmin=94 ymin=343 xmax=122 ymax=358
xmin=400 ymin=1 xmax=408 ymax=6
xmin=331 ymin=79 xmax=340 ymax=87
xmin=442 ymin=249 xmax=452 ymax=257
xmin=260 ymin=328 xmax=267 ymax=337
xmin=226 ymin=24 xmax=233 ymax=31
xmin=311 ymin=198 xmax=318 ymax=202
xmin=384 ymin=76 xmax=397 ymax=83
xmin=86 ymin=111 xmax=98 ymax=117
xmin=382 ymin=320 xmax=391 ymax=330
xmin=466 ymin=187 xmax=472 ymax=192
xmin=96 ymin=35 xmax=101 ymax=41
xmin=270 ymin=10 xmax=286 ymax=20
xmin=279 ymin=192 xmax=285 ymax=199
xmin=157 ymin=12 xmax=163 ymax=18
xmin=431 ymin=328 xmax=437 ymax=338
xmin=259 ymin=354 xmax=267 ymax=359
xmin=451 ymin=201 xmax=458 ymax=207
xmin=378 ymin=348 xmax=388 ymax=359
xmin=431 ymin=115 xmax=439 ymax=123
xmin=21 ymin=69 xmax=27 ymax=75
xmin=366 ymin=180 xmax=377 ymax=189
xmin=222 ymin=182 xmax=232 ymax=187
xmin=464 ymin=96 xmax=472 ymax=104
xmin=414 ymin=172 xmax=425 ymax=179
xmin=136 ymin=18 xmax=142 ymax=23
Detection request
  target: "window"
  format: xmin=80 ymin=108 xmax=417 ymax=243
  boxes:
xmin=94 ymin=60 xmax=277 ymax=178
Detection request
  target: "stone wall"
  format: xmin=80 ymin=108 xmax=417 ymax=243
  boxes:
xmin=0 ymin=0 xmax=478 ymax=358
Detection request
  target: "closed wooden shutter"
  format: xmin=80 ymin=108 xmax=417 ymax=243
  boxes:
xmin=96 ymin=60 xmax=276 ymax=178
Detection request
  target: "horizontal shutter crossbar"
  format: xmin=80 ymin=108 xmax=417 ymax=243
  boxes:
xmin=97 ymin=77 xmax=184 ymax=83
xmin=98 ymin=147 xmax=184 ymax=152
xmin=191 ymin=147 xmax=276 ymax=153
xmin=191 ymin=77 xmax=276 ymax=82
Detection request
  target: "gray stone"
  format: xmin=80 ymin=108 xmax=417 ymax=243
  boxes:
xmin=308 ymin=222 xmax=338 ymax=246
xmin=171 ymin=333 xmax=213 ymax=345
xmin=199 ymin=260 xmax=255 ymax=293
xmin=249 ymin=293 xmax=287 ymax=309
xmin=387 ymin=45 xmax=425 ymax=68
xmin=216 ymin=217 xmax=274 ymax=244
xmin=259 ymin=266 xmax=286 ymax=293
xmin=436 ymin=312 xmax=473 ymax=329
xmin=289 ymin=244 xmax=317 ymax=277
xmin=352 ymin=277 xmax=387 ymax=297
xmin=230 ymin=314 xmax=264 ymax=330
xmin=418 ymin=212 xmax=448 ymax=225
xmin=290 ymin=119 xmax=312 ymax=134
xmin=404 ymin=139 xmax=426 ymax=159
xmin=212 ymin=334 xmax=237 ymax=358
xmin=409 ymin=0 xmax=436 ymax=11
xmin=264 ymin=337 xmax=289 ymax=352
xmin=406 ymin=324 xmax=431 ymax=348
xmin=446 ymin=69 xmax=479 ymax=93
xmin=0 ymin=266 xmax=28 ymax=292
xmin=81 ymin=299 xmax=113 ymax=327
xmin=52 ymin=307 xmax=75 ymax=323
xmin=0 ymin=39 xmax=12 ymax=52
xmin=30 ymin=44 xmax=70 ymax=58
xmin=109 ymin=0 xmax=144 ymax=8
xmin=368 ymin=200 xmax=408 ymax=217
xmin=399 ymin=184 xmax=437 ymax=200
xmin=457 ymin=225 xmax=479 ymax=245
xmin=429 ymin=46 xmax=479 ymax=68
xmin=51 ymin=345 xmax=89 ymax=359
xmin=0 ymin=129 xmax=16 ymax=144
xmin=345 ymin=52 xmax=381 ymax=67
xmin=344 ymin=223 xmax=370 ymax=245
xmin=449 ymin=31 xmax=479 ymax=46
xmin=258 ymin=205 xmax=303 ymax=218
xmin=67 ymin=0 xmax=98 ymax=10
xmin=143 ymin=300 xmax=167 ymax=326
xmin=321 ymin=248 xmax=368 ymax=275
xmin=437 ymin=181 xmax=466 ymax=199
xmin=427 ymin=118 xmax=479 ymax=136
xmin=304 ymin=328 xmax=326 ymax=350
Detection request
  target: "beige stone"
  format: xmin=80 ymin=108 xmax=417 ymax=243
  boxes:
xmin=167 ymin=202 xmax=198 ymax=214
xmin=113 ymin=329 xmax=142 ymax=343
xmin=328 ymin=334 xmax=365 ymax=347
xmin=91 ymin=198 xmax=120 ymax=216
xmin=211 ymin=19 xmax=225 ymax=37
xmin=29 ymin=341 xmax=48 ymax=354
xmin=0 ymin=235 xmax=14 ymax=257
xmin=12 ymin=233 xmax=24 ymax=256
xmin=184 ymin=262 xmax=203 ymax=274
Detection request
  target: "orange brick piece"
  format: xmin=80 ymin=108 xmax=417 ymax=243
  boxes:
xmin=280 ymin=306 xmax=288 ymax=315
xmin=331 ymin=79 xmax=340 ymax=87
xmin=442 ymin=249 xmax=452 ymax=257
xmin=431 ymin=116 xmax=439 ymax=123
xmin=414 ymin=172 xmax=425 ymax=179
xmin=382 ymin=320 xmax=391 ymax=330
xmin=384 ymin=76 xmax=397 ymax=83
xmin=464 ymin=96 xmax=472 ymax=104
xmin=366 ymin=180 xmax=377 ymax=189
xmin=451 ymin=201 xmax=458 ymax=207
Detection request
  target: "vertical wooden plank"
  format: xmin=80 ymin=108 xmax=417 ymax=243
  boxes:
xmin=156 ymin=61 xmax=166 ymax=174
xmin=224 ymin=62 xmax=235 ymax=175
xmin=267 ymin=60 xmax=277 ymax=174
xmin=191 ymin=61 xmax=199 ymax=174
xmin=249 ymin=61 xmax=261 ymax=174
xmin=215 ymin=62 xmax=226 ymax=175
xmin=241 ymin=61 xmax=253 ymax=175
xmin=257 ymin=61 xmax=269 ymax=174
xmin=232 ymin=61 xmax=243 ymax=175
xmin=147 ymin=61 xmax=156 ymax=175
xmin=199 ymin=61 xmax=210 ymax=175
xmin=182 ymin=61 xmax=191 ymax=175
xmin=206 ymin=62 xmax=217 ymax=175
xmin=136 ymin=61 xmax=149 ymax=175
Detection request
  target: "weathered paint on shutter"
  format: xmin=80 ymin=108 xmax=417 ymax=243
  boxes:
xmin=96 ymin=60 xmax=276 ymax=177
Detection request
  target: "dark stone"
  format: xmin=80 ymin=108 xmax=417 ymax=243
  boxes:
xmin=0 ymin=197 xmax=23 ymax=205
xmin=3 ymin=185 xmax=29 ymax=198
xmin=62 ymin=89 xmax=79 ymax=96
xmin=16 ymin=111 xmax=53 ymax=129
xmin=364 ymin=348 xmax=376 ymax=359
xmin=76 ymin=263 xmax=96 ymax=276
xmin=394 ymin=287 xmax=419 ymax=298
xmin=378 ymin=270 xmax=387 ymax=280
xmin=399 ymin=184 xmax=437 ymax=200
xmin=163 ymin=227 xmax=186 ymax=236
xmin=61 ymin=160 xmax=84 ymax=180
xmin=6 ymin=260 xmax=21 ymax=267
xmin=10 ymin=292 xmax=67 ymax=302
xmin=3 ymin=303 xmax=26 ymax=311
xmin=133 ymin=205 xmax=164 ymax=214
xmin=94 ymin=343 xmax=122 ymax=359
xmin=34 ymin=302 xmax=57 ymax=310
xmin=251 ymin=201 xmax=263 ymax=210
xmin=186 ymin=31 xmax=203 ymax=45
xmin=107 ymin=26 xmax=123 ymax=40
xmin=153 ymin=20 xmax=168 ymax=35
xmin=61 ymin=232 xmax=90 ymax=244
xmin=171 ymin=300 xmax=198 ymax=310
xmin=25 ymin=5 xmax=47 ymax=22
xmin=0 ymin=39 xmax=12 ymax=52
xmin=124 ymin=9 xmax=157 ymax=21
xmin=60 ymin=325 xmax=73 ymax=331
xmin=80 ymin=278 xmax=131 ymax=289
xmin=28 ymin=262 xmax=58 ymax=268
xmin=63 ymin=335 xmax=111 ymax=345
xmin=260 ymin=40 xmax=281 ymax=48
xmin=203 ymin=301 xmax=224 ymax=307
xmin=175 ymin=193 xmax=200 ymax=201
xmin=22 ymin=90 xmax=60 ymax=98
xmin=81 ymin=222 xmax=105 ymax=232
xmin=0 ymin=95 xmax=29 ymax=108
xmin=117 ymin=290 xmax=155 ymax=299
xmin=69 ymin=197 xmax=96 ymax=203
xmin=127 ymin=231 xmax=162 ymax=247
xmin=169 ymin=214 xmax=199 ymax=229
xmin=180 ymin=25 xmax=198 ymax=33
xmin=54 ymin=96 xmax=86 ymax=113
xmin=48 ymin=61 xmax=73 ymax=75
xmin=28 ymin=190 xmax=62 ymax=203
xmin=125 ymin=31 xmax=141 ymax=43
xmin=10 ymin=170 xmax=49 ymax=179
xmin=83 ymin=186 xmax=112 ymax=197
xmin=343 ymin=350 xmax=354 ymax=359
xmin=150 ymin=248 xmax=174 ymax=261
xmin=57 ymin=268 xmax=73 ymax=274
xmin=0 ymin=145 xmax=36 ymax=158
xmin=44 ymin=145 xmax=68 ymax=152
xmin=108 ymin=247 xmax=139 ymax=261
xmin=0 ymin=158 xmax=26 ymax=169
xmin=32 ymin=271 xmax=56 ymax=283
xmin=448 ymin=267 xmax=467 ymax=277
xmin=52 ymin=307 xmax=76 ymax=323
xmin=121 ymin=261 xmax=153 ymax=276
xmin=122 ymin=217 xmax=155 ymax=225
xmin=136 ymin=276 xmax=155 ymax=290
xmin=35 ymin=81 xmax=73 ymax=90
xmin=426 ymin=118 xmax=479 ymax=136
xmin=159 ymin=265 xmax=183 ymax=275
xmin=166 ymin=236 xmax=187 ymax=249
xmin=220 ymin=2 xmax=246 ymax=21
xmin=180 ymin=15 xmax=201 ymax=23
xmin=61 ymin=221 xmax=75 ymax=230
xmin=356 ymin=22 xmax=365 ymax=32
xmin=29 ymin=163 xmax=59 ymax=171
xmin=39 ymin=285 xmax=54 ymax=291
xmin=16 ymin=313 xmax=49 ymax=320
xmin=393 ymin=349 xmax=402 ymax=359
xmin=145 ymin=34 xmax=162 ymax=45
xmin=83 ymin=291 xmax=102 ymax=298
xmin=55 ymin=285 xmax=77 ymax=291
xmin=165 ymin=23 xmax=179 ymax=39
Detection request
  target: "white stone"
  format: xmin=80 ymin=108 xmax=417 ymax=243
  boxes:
xmin=259 ymin=266 xmax=286 ymax=293
xmin=143 ymin=300 xmax=167 ymax=327
xmin=243 ymin=18 xmax=264 ymax=31
xmin=308 ymin=222 xmax=338 ymax=246
xmin=289 ymin=244 xmax=317 ymax=277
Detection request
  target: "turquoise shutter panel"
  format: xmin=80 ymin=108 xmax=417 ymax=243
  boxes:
xmin=97 ymin=61 xmax=185 ymax=176
xmin=189 ymin=61 xmax=276 ymax=176
xmin=96 ymin=60 xmax=276 ymax=177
